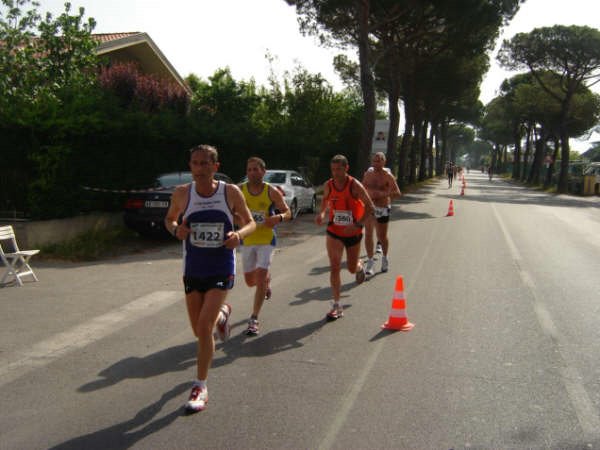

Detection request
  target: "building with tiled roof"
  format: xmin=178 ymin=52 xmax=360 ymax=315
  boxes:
xmin=93 ymin=32 xmax=191 ymax=96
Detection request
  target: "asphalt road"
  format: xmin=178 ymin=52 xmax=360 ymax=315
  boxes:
xmin=1 ymin=173 xmax=599 ymax=450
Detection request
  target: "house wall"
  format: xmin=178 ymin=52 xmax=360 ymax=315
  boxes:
xmin=0 ymin=213 xmax=122 ymax=249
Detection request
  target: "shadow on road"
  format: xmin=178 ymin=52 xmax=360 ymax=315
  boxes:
xmin=369 ymin=327 xmax=412 ymax=342
xmin=291 ymin=280 xmax=355 ymax=305
xmin=49 ymin=382 xmax=189 ymax=450
xmin=394 ymin=210 xmax=436 ymax=221
xmin=78 ymin=343 xmax=197 ymax=392
xmin=307 ymin=264 xmax=331 ymax=276
xmin=79 ymin=318 xmax=329 ymax=393
xmin=64 ymin=318 xmax=329 ymax=448
xmin=212 ymin=318 xmax=327 ymax=367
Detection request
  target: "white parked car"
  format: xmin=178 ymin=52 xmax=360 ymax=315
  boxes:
xmin=240 ymin=170 xmax=317 ymax=218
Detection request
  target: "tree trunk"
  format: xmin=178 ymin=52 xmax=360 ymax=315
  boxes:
xmin=491 ymin=144 xmax=499 ymax=173
xmin=557 ymin=128 xmax=570 ymax=194
xmin=419 ymin=119 xmax=428 ymax=181
xmin=512 ymin=124 xmax=522 ymax=180
xmin=529 ymin=130 xmax=547 ymax=185
xmin=441 ymin=120 xmax=448 ymax=169
xmin=556 ymin=94 xmax=574 ymax=194
xmin=356 ymin=0 xmax=375 ymax=177
xmin=398 ymin=100 xmax=413 ymax=188
xmin=449 ymin=136 xmax=456 ymax=164
xmin=427 ymin=123 xmax=435 ymax=178
xmin=432 ymin=123 xmax=441 ymax=175
xmin=521 ymin=126 xmax=532 ymax=181
xmin=498 ymin=144 xmax=505 ymax=173
xmin=409 ymin=118 xmax=421 ymax=184
xmin=544 ymin=137 xmax=560 ymax=188
xmin=387 ymin=89 xmax=401 ymax=174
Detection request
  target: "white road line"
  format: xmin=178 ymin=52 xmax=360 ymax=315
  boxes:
xmin=0 ymin=290 xmax=181 ymax=387
xmin=318 ymin=341 xmax=384 ymax=450
xmin=492 ymin=204 xmax=600 ymax=441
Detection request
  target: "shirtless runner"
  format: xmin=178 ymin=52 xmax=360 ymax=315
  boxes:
xmin=361 ymin=152 xmax=401 ymax=276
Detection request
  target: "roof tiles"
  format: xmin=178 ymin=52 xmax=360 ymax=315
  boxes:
xmin=92 ymin=33 xmax=142 ymax=43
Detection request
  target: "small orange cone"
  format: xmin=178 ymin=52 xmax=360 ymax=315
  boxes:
xmin=446 ymin=200 xmax=454 ymax=216
xmin=381 ymin=276 xmax=414 ymax=331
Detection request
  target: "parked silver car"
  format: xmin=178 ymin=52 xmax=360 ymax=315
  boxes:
xmin=240 ymin=170 xmax=317 ymax=218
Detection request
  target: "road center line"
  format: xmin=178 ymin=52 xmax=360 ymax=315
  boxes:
xmin=0 ymin=290 xmax=181 ymax=388
xmin=492 ymin=203 xmax=600 ymax=441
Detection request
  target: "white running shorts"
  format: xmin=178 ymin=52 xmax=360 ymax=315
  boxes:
xmin=241 ymin=245 xmax=275 ymax=272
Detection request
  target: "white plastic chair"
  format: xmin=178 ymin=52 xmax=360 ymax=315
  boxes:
xmin=0 ymin=225 xmax=40 ymax=287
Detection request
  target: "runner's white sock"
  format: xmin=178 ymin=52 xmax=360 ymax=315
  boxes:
xmin=193 ymin=379 xmax=207 ymax=390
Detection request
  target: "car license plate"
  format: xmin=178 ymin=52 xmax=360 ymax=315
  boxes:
xmin=145 ymin=200 xmax=169 ymax=208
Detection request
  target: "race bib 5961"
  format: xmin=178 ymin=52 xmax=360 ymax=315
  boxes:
xmin=333 ymin=210 xmax=353 ymax=226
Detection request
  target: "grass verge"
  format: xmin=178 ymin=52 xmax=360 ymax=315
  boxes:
xmin=39 ymin=226 xmax=170 ymax=261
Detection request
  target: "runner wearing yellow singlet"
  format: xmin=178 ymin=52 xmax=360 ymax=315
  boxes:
xmin=240 ymin=157 xmax=291 ymax=335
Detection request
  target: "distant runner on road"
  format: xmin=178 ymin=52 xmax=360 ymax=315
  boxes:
xmin=446 ymin=161 xmax=454 ymax=188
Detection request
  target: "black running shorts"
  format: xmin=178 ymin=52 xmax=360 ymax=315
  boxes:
xmin=183 ymin=275 xmax=235 ymax=294
xmin=326 ymin=230 xmax=363 ymax=248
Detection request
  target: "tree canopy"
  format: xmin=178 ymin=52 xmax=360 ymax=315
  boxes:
xmin=286 ymin=0 xmax=523 ymax=184
xmin=498 ymin=25 xmax=600 ymax=192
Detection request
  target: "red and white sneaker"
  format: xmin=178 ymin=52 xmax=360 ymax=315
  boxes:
xmin=245 ymin=318 xmax=259 ymax=336
xmin=326 ymin=302 xmax=343 ymax=321
xmin=215 ymin=303 xmax=231 ymax=342
xmin=185 ymin=385 xmax=208 ymax=412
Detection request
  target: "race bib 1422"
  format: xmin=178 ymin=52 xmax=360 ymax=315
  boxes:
xmin=189 ymin=222 xmax=225 ymax=248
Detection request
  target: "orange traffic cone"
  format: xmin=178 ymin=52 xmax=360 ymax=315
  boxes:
xmin=381 ymin=276 xmax=414 ymax=331
xmin=446 ymin=200 xmax=454 ymax=216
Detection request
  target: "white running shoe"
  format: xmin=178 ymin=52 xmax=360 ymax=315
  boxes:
xmin=185 ymin=385 xmax=208 ymax=412
xmin=381 ymin=256 xmax=389 ymax=273
xmin=365 ymin=258 xmax=375 ymax=276
xmin=375 ymin=242 xmax=383 ymax=254
xmin=215 ymin=303 xmax=231 ymax=342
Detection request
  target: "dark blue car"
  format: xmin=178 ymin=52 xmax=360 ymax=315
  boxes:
xmin=123 ymin=171 xmax=232 ymax=236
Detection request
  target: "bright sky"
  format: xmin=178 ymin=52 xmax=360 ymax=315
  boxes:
xmin=36 ymin=0 xmax=600 ymax=149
